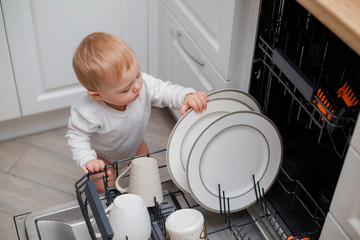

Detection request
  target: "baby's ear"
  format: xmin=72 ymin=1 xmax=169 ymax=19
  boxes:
xmin=87 ymin=90 xmax=103 ymax=100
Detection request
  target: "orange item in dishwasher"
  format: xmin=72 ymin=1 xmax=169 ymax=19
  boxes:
xmin=312 ymin=88 xmax=335 ymax=120
xmin=337 ymin=82 xmax=359 ymax=107
xmin=288 ymin=237 xmax=310 ymax=240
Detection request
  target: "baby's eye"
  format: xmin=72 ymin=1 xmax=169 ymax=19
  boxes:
xmin=120 ymin=89 xmax=129 ymax=93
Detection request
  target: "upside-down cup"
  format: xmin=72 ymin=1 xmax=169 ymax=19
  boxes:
xmin=165 ymin=209 xmax=207 ymax=240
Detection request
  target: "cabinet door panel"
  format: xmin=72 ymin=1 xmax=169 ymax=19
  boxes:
xmin=1 ymin=0 xmax=147 ymax=116
xmin=161 ymin=8 xmax=228 ymax=119
xmin=161 ymin=8 xmax=227 ymax=92
xmin=164 ymin=0 xmax=236 ymax=80
xmin=163 ymin=0 xmax=261 ymax=88
xmin=320 ymin=213 xmax=350 ymax=240
xmin=33 ymin=1 xmax=126 ymax=90
xmin=0 ymin=6 xmax=21 ymax=121
xmin=328 ymin=146 xmax=360 ymax=239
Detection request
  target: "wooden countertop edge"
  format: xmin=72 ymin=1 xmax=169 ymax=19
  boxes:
xmin=297 ymin=0 xmax=360 ymax=56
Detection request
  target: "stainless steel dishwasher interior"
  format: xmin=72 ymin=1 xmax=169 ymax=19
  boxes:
xmin=15 ymin=182 xmax=266 ymax=240
xmin=24 ymin=200 xmax=93 ymax=240
xmin=15 ymin=144 xmax=327 ymax=240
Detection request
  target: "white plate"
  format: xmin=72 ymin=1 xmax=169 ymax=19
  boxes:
xmin=186 ymin=111 xmax=282 ymax=213
xmin=167 ymin=98 xmax=252 ymax=194
xmin=207 ymin=88 xmax=262 ymax=113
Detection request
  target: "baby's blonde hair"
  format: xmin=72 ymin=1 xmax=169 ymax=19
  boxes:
xmin=73 ymin=32 xmax=136 ymax=91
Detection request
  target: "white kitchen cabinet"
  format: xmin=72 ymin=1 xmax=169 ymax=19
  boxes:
xmin=319 ymin=144 xmax=360 ymax=239
xmin=318 ymin=93 xmax=360 ymax=240
xmin=320 ymin=213 xmax=351 ymax=240
xmin=0 ymin=0 xmax=148 ymax=141
xmin=161 ymin=7 xmax=229 ymax=118
xmin=0 ymin=6 xmax=21 ymax=121
xmin=1 ymin=0 xmax=148 ymax=116
xmin=160 ymin=0 xmax=260 ymax=100
xmin=162 ymin=0 xmax=260 ymax=88
xmin=163 ymin=0 xmax=237 ymax=80
xmin=160 ymin=0 xmax=260 ymax=118
xmin=161 ymin=7 xmax=228 ymax=91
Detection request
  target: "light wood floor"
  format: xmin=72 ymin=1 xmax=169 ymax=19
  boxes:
xmin=1 ymin=107 xmax=176 ymax=240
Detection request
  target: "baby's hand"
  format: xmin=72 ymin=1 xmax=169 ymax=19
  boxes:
xmin=82 ymin=159 xmax=111 ymax=175
xmin=181 ymin=92 xmax=208 ymax=115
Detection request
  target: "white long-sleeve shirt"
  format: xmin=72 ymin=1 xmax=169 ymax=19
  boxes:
xmin=66 ymin=73 xmax=194 ymax=168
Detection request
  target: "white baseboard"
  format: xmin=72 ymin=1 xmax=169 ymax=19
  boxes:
xmin=0 ymin=107 xmax=70 ymax=141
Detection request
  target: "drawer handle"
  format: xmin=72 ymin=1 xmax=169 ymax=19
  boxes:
xmin=176 ymin=31 xmax=205 ymax=66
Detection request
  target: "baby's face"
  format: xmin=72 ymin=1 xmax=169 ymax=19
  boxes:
xmin=95 ymin=60 xmax=143 ymax=111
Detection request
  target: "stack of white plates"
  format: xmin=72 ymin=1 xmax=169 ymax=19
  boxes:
xmin=166 ymin=89 xmax=283 ymax=213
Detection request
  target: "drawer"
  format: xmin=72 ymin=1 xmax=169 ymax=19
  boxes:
xmin=163 ymin=0 xmax=260 ymax=82
xmin=161 ymin=7 xmax=228 ymax=92
xmin=163 ymin=0 xmax=236 ymax=80
xmin=161 ymin=7 xmax=229 ymax=119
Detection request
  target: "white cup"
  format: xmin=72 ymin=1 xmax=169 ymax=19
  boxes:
xmin=104 ymin=194 xmax=151 ymax=240
xmin=115 ymin=157 xmax=163 ymax=207
xmin=165 ymin=209 xmax=207 ymax=240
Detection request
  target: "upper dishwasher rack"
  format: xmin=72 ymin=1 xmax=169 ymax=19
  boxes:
xmin=257 ymin=34 xmax=358 ymax=158
xmin=252 ymin=0 xmax=360 ymax=158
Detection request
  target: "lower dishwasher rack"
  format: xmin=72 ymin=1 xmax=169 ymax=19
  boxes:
xmin=75 ymin=149 xmax=326 ymax=240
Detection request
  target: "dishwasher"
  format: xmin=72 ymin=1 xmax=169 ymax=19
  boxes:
xmin=14 ymin=148 xmax=324 ymax=240
xmin=77 ymin=151 xmax=327 ymax=240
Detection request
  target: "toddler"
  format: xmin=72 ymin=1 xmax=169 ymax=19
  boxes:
xmin=66 ymin=32 xmax=208 ymax=191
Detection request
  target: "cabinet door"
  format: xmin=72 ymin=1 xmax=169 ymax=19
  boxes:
xmin=320 ymin=213 xmax=350 ymax=240
xmin=0 ymin=6 xmax=21 ymax=121
xmin=1 ymin=0 xmax=147 ymax=116
xmin=161 ymin=7 xmax=227 ymax=91
xmin=326 ymin=145 xmax=360 ymax=239
xmin=163 ymin=0 xmax=236 ymax=80
xmin=161 ymin=7 xmax=228 ymax=118
xmin=164 ymin=0 xmax=261 ymax=82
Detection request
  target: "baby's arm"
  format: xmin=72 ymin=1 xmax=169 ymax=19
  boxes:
xmin=143 ymin=73 xmax=208 ymax=113
xmin=66 ymin=101 xmax=104 ymax=172
xmin=181 ymin=92 xmax=209 ymax=115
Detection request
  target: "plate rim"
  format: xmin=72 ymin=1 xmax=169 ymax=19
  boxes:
xmin=186 ymin=110 xmax=283 ymax=213
xmin=207 ymin=88 xmax=262 ymax=113
xmin=166 ymin=98 xmax=253 ymax=194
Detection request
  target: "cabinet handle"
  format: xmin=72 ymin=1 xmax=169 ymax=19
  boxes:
xmin=176 ymin=31 xmax=205 ymax=66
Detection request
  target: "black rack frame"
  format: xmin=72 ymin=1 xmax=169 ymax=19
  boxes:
xmin=75 ymin=149 xmax=326 ymax=240
xmin=257 ymin=34 xmax=357 ymax=158
xmin=252 ymin=0 xmax=360 ymax=159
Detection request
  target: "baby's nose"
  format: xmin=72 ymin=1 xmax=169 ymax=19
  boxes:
xmin=133 ymin=82 xmax=141 ymax=93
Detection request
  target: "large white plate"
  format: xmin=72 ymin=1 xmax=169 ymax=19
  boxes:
xmin=186 ymin=111 xmax=282 ymax=213
xmin=207 ymin=88 xmax=262 ymax=113
xmin=167 ymin=98 xmax=252 ymax=194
